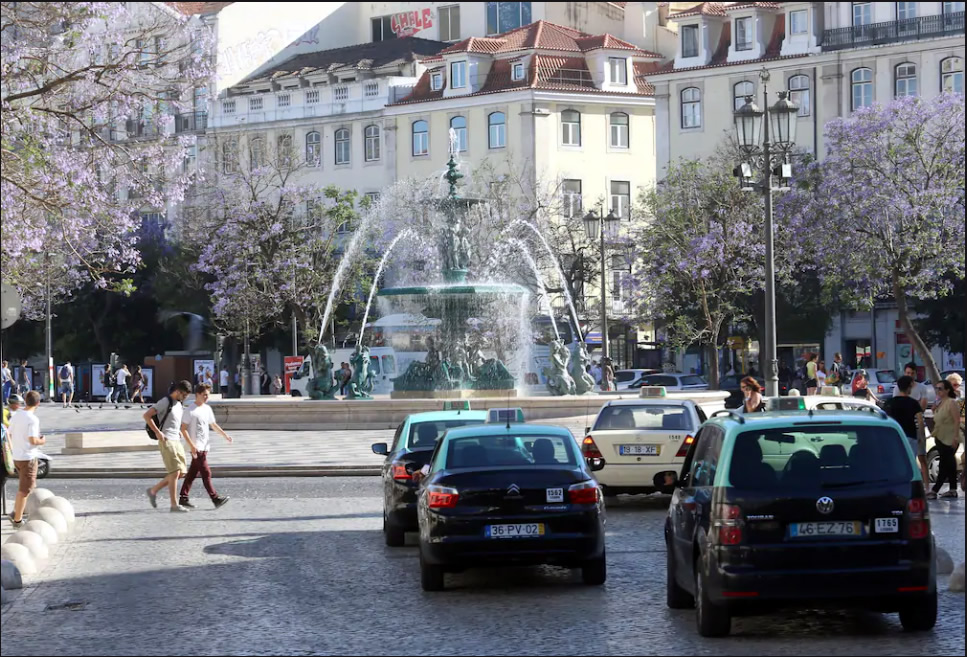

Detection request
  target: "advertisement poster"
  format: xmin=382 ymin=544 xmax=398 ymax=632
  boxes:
xmin=192 ymin=359 xmax=216 ymax=387
xmin=140 ymin=367 xmax=156 ymax=401
xmin=91 ymin=363 xmax=111 ymax=399
xmin=284 ymin=356 xmax=305 ymax=394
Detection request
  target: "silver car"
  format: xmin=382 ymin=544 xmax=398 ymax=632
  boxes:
xmin=637 ymin=373 xmax=709 ymax=391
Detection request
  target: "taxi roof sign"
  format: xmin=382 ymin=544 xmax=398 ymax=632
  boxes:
xmin=639 ymin=386 xmax=667 ymax=398
xmin=820 ymin=386 xmax=841 ymax=396
xmin=487 ymin=407 xmax=525 ymax=424
xmin=443 ymin=400 xmax=471 ymax=411
xmin=767 ymin=397 xmax=807 ymax=411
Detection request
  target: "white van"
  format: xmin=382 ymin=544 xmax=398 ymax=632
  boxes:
xmin=290 ymin=347 xmax=400 ymax=397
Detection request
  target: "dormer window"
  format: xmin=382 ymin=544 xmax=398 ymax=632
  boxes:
xmin=609 ymin=57 xmax=627 ymax=85
xmin=681 ymin=25 xmax=699 ymax=58
xmin=451 ymin=61 xmax=467 ymax=89
xmin=735 ymin=17 xmax=753 ymax=51
xmin=512 ymin=62 xmax=525 ymax=82
xmin=431 ymin=72 xmax=443 ymax=91
xmin=789 ymin=9 xmax=807 ymax=35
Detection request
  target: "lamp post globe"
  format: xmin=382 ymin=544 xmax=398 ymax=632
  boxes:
xmin=734 ymin=96 xmax=764 ymax=152
xmin=582 ymin=210 xmax=601 ymax=241
xmin=770 ymin=91 xmax=799 ymax=149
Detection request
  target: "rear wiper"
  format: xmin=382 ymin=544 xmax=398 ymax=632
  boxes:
xmin=822 ymin=478 xmax=891 ymax=489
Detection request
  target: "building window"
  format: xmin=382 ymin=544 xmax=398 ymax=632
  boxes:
xmin=561 ymin=109 xmax=581 ymax=146
xmin=895 ymin=63 xmax=918 ymax=97
xmin=789 ymin=9 xmax=807 ymax=35
xmin=945 ymin=2 xmax=966 ymax=16
xmin=451 ymin=61 xmax=467 ymax=88
xmin=372 ymin=16 xmax=395 ymax=42
xmin=681 ymin=87 xmax=701 ymax=128
xmin=512 ymin=62 xmax=525 ymax=81
xmin=431 ymin=72 xmax=444 ymax=91
xmin=853 ymin=2 xmax=872 ymax=28
xmin=562 ymin=179 xmax=582 ymax=218
xmin=334 ymin=87 xmax=349 ymax=102
xmin=249 ymin=96 xmax=263 ymax=111
xmin=413 ymin=120 xmax=429 ymax=156
xmin=733 ymin=80 xmax=754 ymax=111
xmin=735 ymin=17 xmax=753 ymax=51
xmin=364 ymin=82 xmax=379 ymax=98
xmin=249 ymin=136 xmax=265 ymax=169
xmin=278 ymin=93 xmax=290 ymax=108
xmin=306 ymin=89 xmax=320 ymax=104
xmin=609 ymin=112 xmax=629 ymax=148
xmin=681 ymin=24 xmax=699 ymax=58
xmin=609 ymin=58 xmax=627 ymax=84
xmin=851 ymin=68 xmax=873 ymax=110
xmin=306 ymin=131 xmax=320 ymax=166
xmin=941 ymin=56 xmax=964 ymax=94
xmin=222 ymin=139 xmax=238 ymax=174
xmin=365 ymin=125 xmax=380 ymax=162
xmin=789 ymin=74 xmax=810 ymax=116
xmin=896 ymin=2 xmax=917 ymax=20
xmin=222 ymin=99 xmax=235 ymax=114
xmin=335 ymin=128 xmax=350 ymax=165
xmin=277 ymin=133 xmax=292 ymax=164
xmin=450 ymin=116 xmax=467 ymax=153
xmin=611 ymin=181 xmax=631 ymax=219
xmin=487 ymin=2 xmax=532 ymax=35
xmin=183 ymin=143 xmax=196 ymax=173
xmin=488 ymin=111 xmax=506 ymax=148
xmin=439 ymin=5 xmax=461 ymax=41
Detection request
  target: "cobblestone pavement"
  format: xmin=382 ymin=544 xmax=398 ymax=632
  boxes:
xmin=1 ymin=479 xmax=964 ymax=656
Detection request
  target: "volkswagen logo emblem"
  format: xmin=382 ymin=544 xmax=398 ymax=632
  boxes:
xmin=816 ymin=496 xmax=835 ymax=515
xmin=506 ymin=484 xmax=521 ymax=496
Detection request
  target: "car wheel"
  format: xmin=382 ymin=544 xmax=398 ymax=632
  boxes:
xmin=927 ymin=448 xmax=939 ymax=485
xmin=899 ymin=589 xmax=937 ymax=632
xmin=419 ymin=547 xmax=445 ymax=592
xmin=581 ymin=550 xmax=607 ymax=586
xmin=696 ymin=562 xmax=730 ymax=637
xmin=36 ymin=459 xmax=49 ymax=479
xmin=666 ymin=544 xmax=694 ymax=609
xmin=384 ymin=517 xmax=405 ymax=548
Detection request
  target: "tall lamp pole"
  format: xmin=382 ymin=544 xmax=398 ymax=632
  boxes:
xmin=733 ymin=67 xmax=799 ymax=397
xmin=583 ymin=207 xmax=619 ymax=360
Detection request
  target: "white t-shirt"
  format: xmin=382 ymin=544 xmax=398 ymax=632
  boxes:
xmin=220 ymin=370 xmax=229 ymax=386
xmin=816 ymin=370 xmax=827 ymax=386
xmin=152 ymin=396 xmax=184 ymax=441
xmin=116 ymin=369 xmax=129 ymax=386
xmin=892 ymin=381 xmax=926 ymax=402
xmin=183 ymin=403 xmax=216 ymax=452
xmin=59 ymin=364 xmax=74 ymax=382
xmin=9 ymin=409 xmax=41 ymax=461
xmin=2 ymin=366 xmax=13 ymax=383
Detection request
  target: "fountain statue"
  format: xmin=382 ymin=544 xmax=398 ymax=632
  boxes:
xmin=570 ymin=341 xmax=596 ymax=395
xmin=346 ymin=344 xmax=376 ymax=399
xmin=307 ymin=344 xmax=340 ymax=400
xmin=543 ymin=339 xmax=576 ymax=395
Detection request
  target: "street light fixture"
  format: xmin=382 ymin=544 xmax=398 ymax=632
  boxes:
xmin=583 ymin=206 xmax=619 ymax=361
xmin=732 ymin=67 xmax=798 ymax=397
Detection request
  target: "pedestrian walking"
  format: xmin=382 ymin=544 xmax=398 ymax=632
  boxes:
xmin=2 ymin=394 xmax=23 ymax=490
xmin=884 ymin=375 xmax=929 ymax=484
xmin=340 ymin=362 xmax=351 ymax=395
xmin=219 ymin=367 xmax=230 ymax=395
xmin=58 ymin=360 xmax=75 ymax=408
xmin=2 ymin=360 xmax=13 ymax=404
xmin=7 ymin=391 xmax=46 ymax=527
xmin=928 ymin=379 xmax=960 ymax=499
xmin=144 ymin=380 xmax=196 ymax=513
xmin=741 ymin=377 xmax=766 ymax=413
xmin=891 ymin=362 xmax=928 ymax=411
xmin=234 ymin=369 xmax=241 ymax=396
xmin=815 ymin=360 xmax=827 ymax=390
xmin=852 ymin=371 xmax=878 ymax=402
xmin=601 ymin=358 xmax=615 ymax=392
xmin=805 ymin=353 xmax=819 ymax=395
xmin=826 ymin=353 xmax=846 ymax=388
xmin=102 ymin=364 xmax=115 ymax=403
xmin=115 ymin=363 xmax=131 ymax=404
xmin=17 ymin=360 xmax=31 ymax=396
xmin=259 ymin=367 xmax=270 ymax=395
xmin=130 ymin=365 xmax=145 ymax=403
xmin=271 ymin=374 xmax=283 ymax=395
xmin=179 ymin=383 xmax=231 ymax=509
xmin=591 ymin=361 xmax=603 ymax=389
xmin=946 ymin=372 xmax=963 ymax=400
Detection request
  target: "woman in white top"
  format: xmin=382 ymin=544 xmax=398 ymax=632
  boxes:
xmin=816 ymin=360 xmax=827 ymax=390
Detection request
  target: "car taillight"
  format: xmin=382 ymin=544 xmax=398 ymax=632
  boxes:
xmin=427 ymin=485 xmax=459 ymax=509
xmin=675 ymin=434 xmax=695 ymax=458
xmin=391 ymin=464 xmax=412 ymax=481
xmin=582 ymin=436 xmax=602 ymax=459
xmin=906 ymin=496 xmax=930 ymax=539
xmin=569 ymin=480 xmax=600 ymax=504
xmin=878 ymin=385 xmax=885 ymax=394
xmin=713 ymin=504 xmax=744 ymax=545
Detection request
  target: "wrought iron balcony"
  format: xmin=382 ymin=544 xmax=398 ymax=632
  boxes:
xmin=822 ymin=11 xmax=964 ymax=51
xmin=175 ymin=111 xmax=208 ymax=133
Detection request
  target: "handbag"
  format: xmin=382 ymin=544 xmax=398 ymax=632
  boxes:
xmin=145 ymin=395 xmax=175 ymax=441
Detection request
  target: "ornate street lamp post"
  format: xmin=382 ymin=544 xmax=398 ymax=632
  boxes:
xmin=583 ymin=207 xmax=619 ymax=360
xmin=733 ymin=67 xmax=799 ymax=397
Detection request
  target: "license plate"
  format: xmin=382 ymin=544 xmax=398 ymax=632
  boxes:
xmin=546 ymin=488 xmax=563 ymax=503
xmin=485 ymin=523 xmax=545 ymax=539
xmin=619 ymin=444 xmax=660 ymax=456
xmin=789 ymin=521 xmax=865 ymax=538
xmin=875 ymin=517 xmax=899 ymax=533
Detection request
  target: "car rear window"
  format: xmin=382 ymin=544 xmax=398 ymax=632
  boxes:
xmin=875 ymin=370 xmax=897 ymax=384
xmin=594 ymin=405 xmax=694 ymax=431
xmin=681 ymin=376 xmax=707 ymax=386
xmin=642 ymin=375 xmax=676 ymax=387
xmin=728 ymin=425 xmax=913 ymax=490
xmin=615 ymin=371 xmax=637 ymax=383
xmin=444 ymin=434 xmax=577 ymax=469
xmin=407 ymin=419 xmax=485 ymax=449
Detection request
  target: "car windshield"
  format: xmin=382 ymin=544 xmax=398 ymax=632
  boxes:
xmin=681 ymin=375 xmax=707 ymax=386
xmin=615 ymin=371 xmax=638 ymax=383
xmin=594 ymin=405 xmax=694 ymax=431
xmin=444 ymin=434 xmax=578 ymax=469
xmin=728 ymin=425 xmax=913 ymax=490
xmin=407 ymin=419 xmax=485 ymax=449
xmin=875 ymin=370 xmax=898 ymax=384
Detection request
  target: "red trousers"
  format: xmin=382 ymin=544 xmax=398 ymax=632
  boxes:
xmin=180 ymin=451 xmax=218 ymax=500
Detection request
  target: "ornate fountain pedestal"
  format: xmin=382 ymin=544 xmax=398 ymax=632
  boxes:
xmin=390 ymin=388 xmax=518 ymax=400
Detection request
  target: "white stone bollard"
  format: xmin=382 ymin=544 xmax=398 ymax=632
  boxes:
xmin=4 ymin=531 xmax=49 ymax=561
xmin=950 ymin=562 xmax=965 ymax=593
xmin=33 ymin=507 xmax=68 ymax=538
xmin=41 ymin=497 xmax=75 ymax=526
xmin=936 ymin=547 xmax=955 ymax=575
xmin=1 ymin=560 xmax=23 ymax=589
xmin=23 ymin=519 xmax=58 ymax=545
xmin=25 ymin=487 xmax=56 ymax=517
xmin=0 ymin=544 xmax=36 ymax=575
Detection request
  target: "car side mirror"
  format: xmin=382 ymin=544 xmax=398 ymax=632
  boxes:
xmin=587 ymin=457 xmax=606 ymax=472
xmin=371 ymin=442 xmax=388 ymax=456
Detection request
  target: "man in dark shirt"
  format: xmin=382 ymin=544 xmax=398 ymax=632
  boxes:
xmin=884 ymin=375 xmax=928 ymax=483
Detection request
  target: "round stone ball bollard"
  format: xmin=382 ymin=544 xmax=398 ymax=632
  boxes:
xmin=23 ymin=519 xmax=58 ymax=546
xmin=2 ymin=559 xmax=23 ymax=590
xmin=936 ymin=547 xmax=955 ymax=575
xmin=0 ymin=544 xmax=36 ymax=576
xmin=25 ymin=487 xmax=56 ymax=517
xmin=41 ymin=496 xmax=75 ymax=527
xmin=4 ymin=531 xmax=50 ymax=560
xmin=33 ymin=507 xmax=69 ymax=538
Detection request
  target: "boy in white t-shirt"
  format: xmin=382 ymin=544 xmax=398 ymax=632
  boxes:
xmin=179 ymin=383 xmax=233 ymax=509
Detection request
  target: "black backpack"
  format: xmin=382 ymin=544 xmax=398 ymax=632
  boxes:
xmin=60 ymin=365 xmax=70 ymax=379
xmin=145 ymin=395 xmax=177 ymax=441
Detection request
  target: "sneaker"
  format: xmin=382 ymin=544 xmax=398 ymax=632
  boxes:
xmin=179 ymin=498 xmax=196 ymax=509
xmin=926 ymin=491 xmax=938 ymax=500
xmin=146 ymin=488 xmax=158 ymax=509
xmin=170 ymin=505 xmax=190 ymax=513
xmin=940 ymin=490 xmax=959 ymax=499
xmin=213 ymin=496 xmax=230 ymax=509
xmin=10 ymin=517 xmax=26 ymax=528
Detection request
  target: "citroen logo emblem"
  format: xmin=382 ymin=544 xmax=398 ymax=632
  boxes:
xmin=507 ymin=484 xmax=521 ymax=496
xmin=816 ymin=496 xmax=834 ymax=515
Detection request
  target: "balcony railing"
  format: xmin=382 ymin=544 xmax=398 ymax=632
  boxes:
xmin=175 ymin=111 xmax=208 ymax=133
xmin=541 ymin=68 xmax=596 ymax=88
xmin=822 ymin=11 xmax=964 ymax=51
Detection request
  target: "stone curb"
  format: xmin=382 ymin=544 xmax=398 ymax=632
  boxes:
xmin=46 ymin=466 xmax=382 ymax=479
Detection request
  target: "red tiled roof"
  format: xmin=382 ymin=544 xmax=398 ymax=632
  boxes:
xmin=438 ymin=20 xmax=659 ymax=57
xmin=724 ymin=2 xmax=782 ymax=11
xmin=439 ymin=36 xmax=506 ymax=55
xmin=166 ymin=1 xmax=233 ymax=15
xmin=576 ymin=34 xmax=663 ymax=57
xmin=667 ymin=2 xmax=727 ymax=19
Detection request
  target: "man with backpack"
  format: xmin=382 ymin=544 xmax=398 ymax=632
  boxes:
xmin=58 ymin=361 xmax=75 ymax=408
xmin=144 ymin=380 xmax=196 ymax=513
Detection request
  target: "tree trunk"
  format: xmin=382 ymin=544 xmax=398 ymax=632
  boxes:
xmin=893 ymin=277 xmax=941 ymax=385
xmin=706 ymin=333 xmax=721 ymax=389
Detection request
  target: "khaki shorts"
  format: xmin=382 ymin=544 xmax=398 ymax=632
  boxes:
xmin=15 ymin=459 xmax=37 ymax=495
xmin=159 ymin=439 xmax=188 ymax=475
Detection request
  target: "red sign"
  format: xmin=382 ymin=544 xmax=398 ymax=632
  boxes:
xmin=391 ymin=8 xmax=433 ymax=37
xmin=284 ymin=356 xmax=304 ymax=394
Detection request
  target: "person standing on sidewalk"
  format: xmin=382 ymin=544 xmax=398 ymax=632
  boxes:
xmin=179 ymin=383 xmax=232 ymax=509
xmin=131 ymin=365 xmax=146 ymax=404
xmin=8 ymin=391 xmax=46 ymax=527
xmin=2 ymin=361 xmax=13 ymax=404
xmin=219 ymin=366 xmax=229 ymax=396
xmin=884 ymin=376 xmax=929 ymax=484
xmin=928 ymin=379 xmax=961 ymax=500
xmin=58 ymin=361 xmax=75 ymax=408
xmin=17 ymin=360 xmax=31 ymax=396
xmin=144 ymin=380 xmax=195 ymax=513
xmin=891 ymin=362 xmax=928 ymax=411
xmin=102 ymin=364 xmax=115 ymax=403
xmin=805 ymin=353 xmax=819 ymax=396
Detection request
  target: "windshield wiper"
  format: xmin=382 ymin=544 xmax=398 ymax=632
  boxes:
xmin=823 ymin=478 xmax=892 ymax=489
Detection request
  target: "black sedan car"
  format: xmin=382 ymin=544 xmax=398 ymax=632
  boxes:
xmin=416 ymin=423 xmax=607 ymax=591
